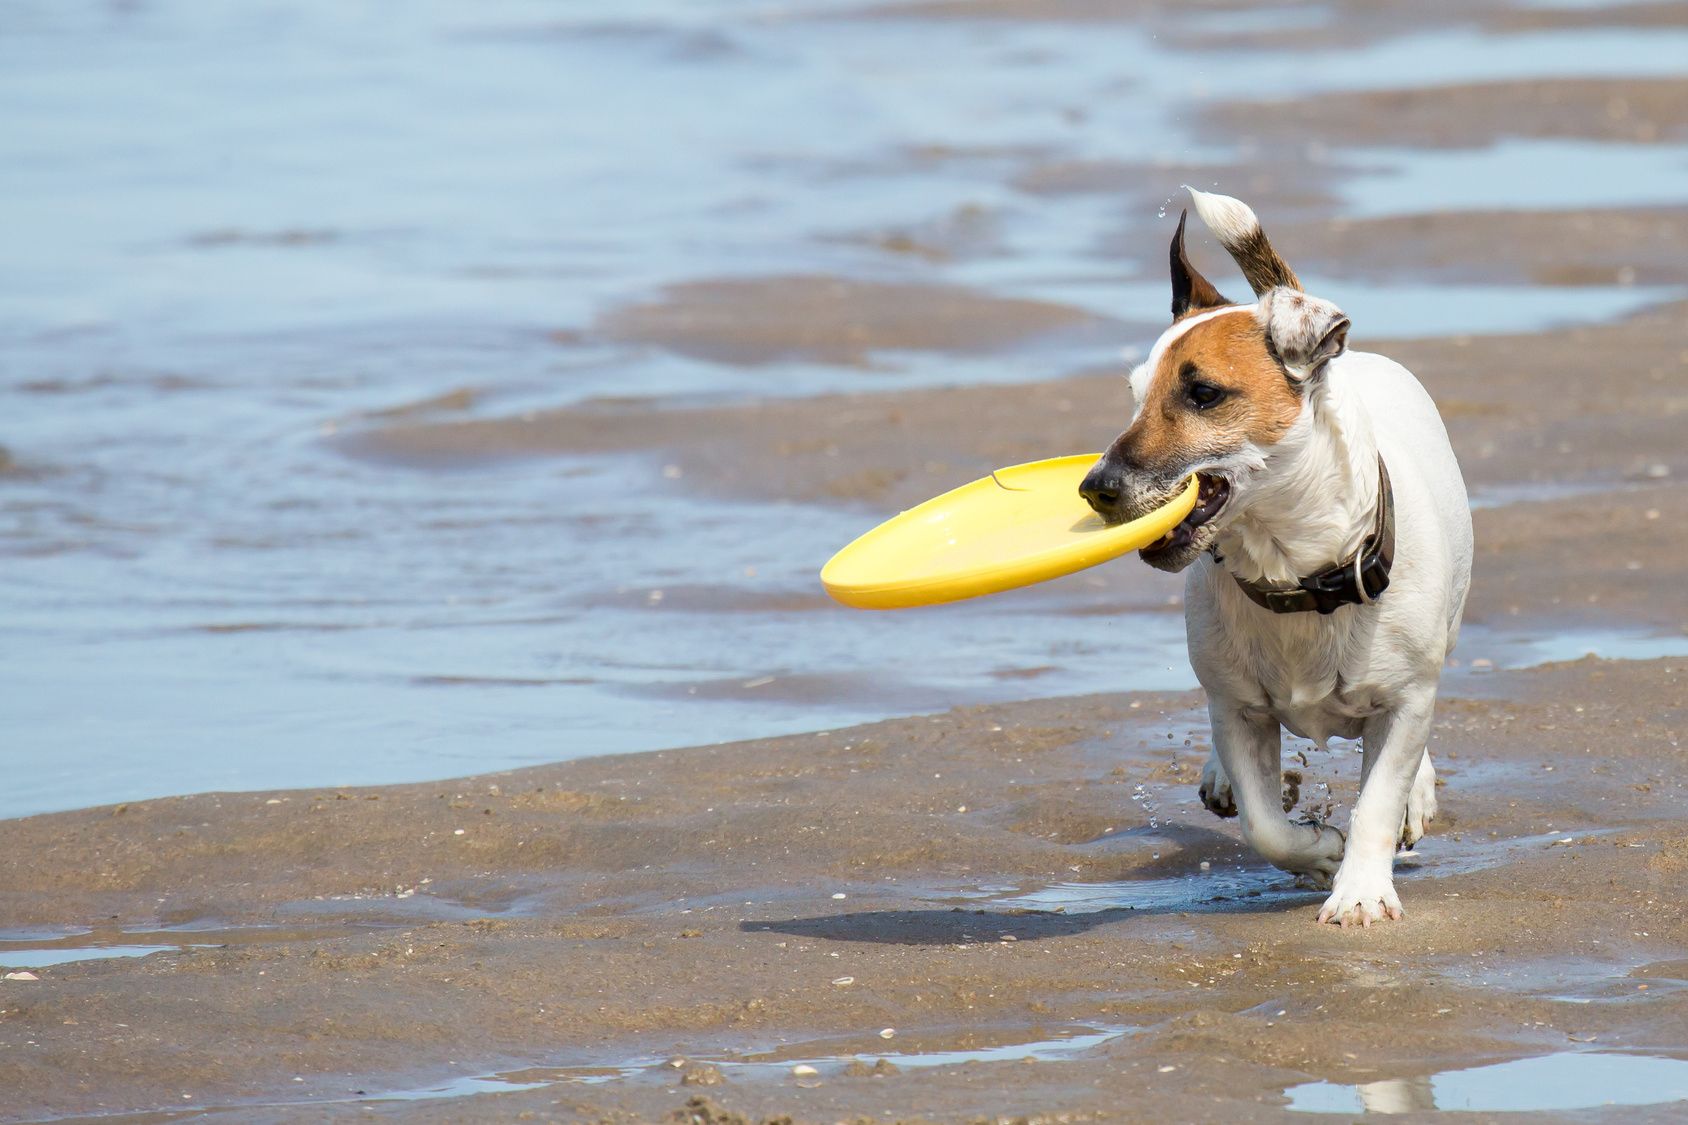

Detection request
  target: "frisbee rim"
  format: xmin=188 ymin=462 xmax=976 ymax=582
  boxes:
xmin=820 ymin=456 xmax=1200 ymax=609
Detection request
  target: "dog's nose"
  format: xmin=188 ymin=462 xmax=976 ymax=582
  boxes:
xmin=1078 ymin=465 xmax=1123 ymax=517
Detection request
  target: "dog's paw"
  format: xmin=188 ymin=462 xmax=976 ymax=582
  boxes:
xmin=1316 ymin=870 xmax=1403 ymax=928
xmin=1399 ymin=754 xmax=1439 ymax=850
xmin=1198 ymin=753 xmax=1237 ymax=818
xmin=1286 ymin=821 xmax=1345 ymax=889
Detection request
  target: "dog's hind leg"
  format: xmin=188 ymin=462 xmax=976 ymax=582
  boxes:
xmin=1209 ymin=701 xmax=1344 ymax=886
xmin=1319 ymin=688 xmax=1438 ymax=926
xmin=1400 ymin=750 xmax=1437 ymax=849
xmin=1198 ymin=750 xmax=1237 ymax=818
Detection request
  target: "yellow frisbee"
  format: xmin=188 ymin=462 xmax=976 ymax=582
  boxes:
xmin=821 ymin=455 xmax=1199 ymax=610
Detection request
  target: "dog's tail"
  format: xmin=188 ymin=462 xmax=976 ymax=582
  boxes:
xmin=1185 ymin=187 xmax=1301 ymax=296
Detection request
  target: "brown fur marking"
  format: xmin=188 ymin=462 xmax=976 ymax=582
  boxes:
xmin=1228 ymin=227 xmax=1301 ymax=296
xmin=1113 ymin=313 xmax=1301 ymax=472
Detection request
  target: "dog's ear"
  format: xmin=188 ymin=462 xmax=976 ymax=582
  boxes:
xmin=1169 ymin=209 xmax=1229 ymax=320
xmin=1187 ymin=187 xmax=1301 ymax=296
xmin=1260 ymin=287 xmax=1349 ymax=382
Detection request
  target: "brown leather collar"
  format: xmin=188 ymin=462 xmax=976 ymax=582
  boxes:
xmin=1231 ymin=457 xmax=1394 ymax=615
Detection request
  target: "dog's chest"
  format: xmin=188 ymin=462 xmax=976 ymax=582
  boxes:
xmin=1230 ymin=615 xmax=1380 ymax=744
xmin=1251 ymin=692 xmax=1372 ymax=745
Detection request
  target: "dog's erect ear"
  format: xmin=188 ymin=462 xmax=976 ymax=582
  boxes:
xmin=1259 ymin=287 xmax=1349 ymax=382
xmin=1169 ymin=209 xmax=1230 ymax=320
xmin=1187 ymin=187 xmax=1301 ymax=296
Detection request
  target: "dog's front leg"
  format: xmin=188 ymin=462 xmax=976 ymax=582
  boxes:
xmin=1209 ymin=700 xmax=1343 ymax=886
xmin=1319 ymin=688 xmax=1438 ymax=926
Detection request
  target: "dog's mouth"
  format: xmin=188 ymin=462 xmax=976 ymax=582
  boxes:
xmin=1141 ymin=474 xmax=1230 ymax=561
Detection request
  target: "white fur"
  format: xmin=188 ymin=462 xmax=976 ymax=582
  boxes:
xmin=1154 ymin=286 xmax=1473 ymax=926
xmin=1126 ymin=304 xmax=1249 ymax=412
xmin=1186 ymin=186 xmax=1261 ymax=250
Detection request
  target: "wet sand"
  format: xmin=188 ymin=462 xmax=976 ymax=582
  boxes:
xmin=4 ymin=656 xmax=1686 ymax=1121
xmin=596 ymin=276 xmax=1119 ymax=368
xmin=1203 ymin=78 xmax=1688 ymax=148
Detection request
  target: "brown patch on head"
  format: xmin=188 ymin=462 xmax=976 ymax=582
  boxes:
xmin=1110 ymin=312 xmax=1301 ymax=474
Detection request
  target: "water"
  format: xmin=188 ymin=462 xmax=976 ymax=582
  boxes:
xmin=12 ymin=1021 xmax=1128 ymax=1118
xmin=932 ymin=829 xmax=1611 ymax=917
xmin=1339 ymin=140 xmax=1688 ymax=218
xmin=0 ymin=921 xmax=381 ymax=969
xmin=4 ymin=2 xmax=1684 ymax=818
xmin=1457 ymin=623 xmax=1688 ymax=669
xmin=341 ymin=1023 xmax=1130 ymax=1104
xmin=0 ymin=944 xmax=190 ymax=970
xmin=1285 ymin=1052 xmax=1688 ymax=1114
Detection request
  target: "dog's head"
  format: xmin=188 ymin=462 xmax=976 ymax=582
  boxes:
xmin=1078 ymin=191 xmax=1349 ymax=572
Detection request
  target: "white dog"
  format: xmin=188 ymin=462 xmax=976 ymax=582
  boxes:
xmin=1079 ymin=189 xmax=1472 ymax=926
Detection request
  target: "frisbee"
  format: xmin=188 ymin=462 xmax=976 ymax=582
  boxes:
xmin=821 ymin=455 xmax=1199 ymax=610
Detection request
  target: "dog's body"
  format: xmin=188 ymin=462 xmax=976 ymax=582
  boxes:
xmin=1081 ymin=191 xmax=1472 ymax=926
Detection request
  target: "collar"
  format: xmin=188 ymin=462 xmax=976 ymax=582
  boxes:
xmin=1229 ymin=457 xmax=1394 ymax=616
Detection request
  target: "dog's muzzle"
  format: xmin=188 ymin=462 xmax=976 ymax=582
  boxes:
xmin=1078 ymin=462 xmax=1124 ymax=521
xmin=1079 ymin=458 xmax=1180 ymax=525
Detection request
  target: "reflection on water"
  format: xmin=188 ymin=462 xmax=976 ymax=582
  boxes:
xmin=3 ymin=2 xmax=1683 ymax=817
xmin=1286 ymin=1052 xmax=1688 ymax=1114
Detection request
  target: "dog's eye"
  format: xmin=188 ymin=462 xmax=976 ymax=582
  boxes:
xmin=1186 ymin=381 xmax=1226 ymax=410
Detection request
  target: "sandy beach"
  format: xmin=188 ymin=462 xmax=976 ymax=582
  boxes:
xmin=4 ymin=0 xmax=1688 ymax=1120
xmin=3 ymin=658 xmax=1685 ymax=1121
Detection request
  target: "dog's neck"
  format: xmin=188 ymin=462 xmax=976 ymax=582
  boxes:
xmin=1213 ymin=370 xmax=1380 ymax=588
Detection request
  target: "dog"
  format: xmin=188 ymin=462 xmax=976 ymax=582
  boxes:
xmin=1079 ymin=189 xmax=1472 ymax=926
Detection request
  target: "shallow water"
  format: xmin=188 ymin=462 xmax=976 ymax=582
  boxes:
xmin=360 ymin=1022 xmax=1132 ymax=1104
xmin=1285 ymin=1051 xmax=1688 ymax=1114
xmin=0 ymin=920 xmax=384 ymax=969
xmin=1339 ymin=140 xmax=1688 ymax=218
xmin=4 ymin=2 xmax=1684 ymax=817
xmin=1458 ymin=623 xmax=1688 ymax=668
xmin=17 ymin=1021 xmax=1131 ymax=1119
xmin=934 ymin=828 xmax=1612 ymax=917
xmin=0 ymin=943 xmax=187 ymax=970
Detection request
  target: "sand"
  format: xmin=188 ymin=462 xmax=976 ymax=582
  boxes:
xmin=6 ymin=2 xmax=1688 ymax=1121
xmin=3 ymin=656 xmax=1686 ymax=1121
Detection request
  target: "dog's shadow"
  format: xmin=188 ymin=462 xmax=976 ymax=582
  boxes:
xmin=742 ymin=826 xmax=1324 ymax=947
